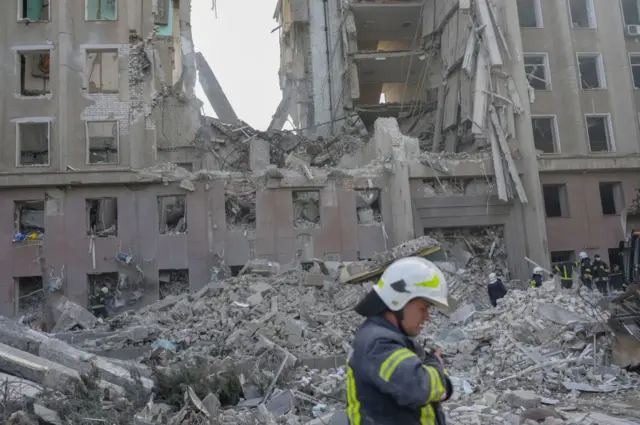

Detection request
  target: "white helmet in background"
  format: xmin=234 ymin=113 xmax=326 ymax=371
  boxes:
xmin=101 ymin=287 xmax=109 ymax=294
xmin=488 ymin=272 xmax=497 ymax=284
xmin=533 ymin=267 xmax=543 ymax=275
xmin=579 ymin=251 xmax=588 ymax=260
xmin=373 ymin=257 xmax=449 ymax=311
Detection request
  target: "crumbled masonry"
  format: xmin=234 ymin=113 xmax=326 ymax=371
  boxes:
xmin=1 ymin=234 xmax=639 ymax=424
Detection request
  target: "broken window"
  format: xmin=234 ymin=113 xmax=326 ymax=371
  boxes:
xmin=621 ymin=0 xmax=640 ymax=26
xmin=293 ymin=190 xmax=320 ymax=229
xmin=523 ymin=54 xmax=550 ymax=90
xmin=86 ymin=120 xmax=119 ymax=164
xmin=86 ymin=49 xmax=119 ymax=93
xmin=542 ymin=184 xmax=569 ymax=218
xmin=517 ymin=0 xmax=542 ymax=28
xmin=599 ymin=182 xmax=623 ymax=215
xmin=18 ymin=50 xmax=50 ymax=96
xmin=630 ymin=55 xmax=640 ymax=89
xmin=18 ymin=0 xmax=50 ymax=21
xmin=87 ymin=272 xmax=118 ymax=307
xmin=356 ymin=189 xmax=382 ymax=225
xmin=14 ymin=200 xmax=45 ymax=237
xmin=586 ymin=115 xmax=613 ymax=152
xmin=551 ymin=250 xmax=575 ymax=264
xmin=159 ymin=269 xmax=189 ymax=299
xmin=569 ymin=0 xmax=596 ymax=28
xmin=85 ymin=0 xmax=117 ymax=21
xmin=531 ymin=117 xmax=558 ymax=153
xmin=15 ymin=276 xmax=44 ymax=317
xmin=225 ymin=191 xmax=256 ymax=232
xmin=158 ymin=195 xmax=187 ymax=234
xmin=86 ymin=198 xmax=118 ymax=237
xmin=154 ymin=0 xmax=170 ymax=25
xmin=578 ymin=54 xmax=604 ymax=89
xmin=17 ymin=122 xmax=50 ymax=166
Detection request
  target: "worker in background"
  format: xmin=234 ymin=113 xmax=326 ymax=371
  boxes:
xmin=530 ymin=267 xmax=545 ymax=288
xmin=552 ymin=259 xmax=579 ymax=289
xmin=609 ymin=263 xmax=626 ymax=292
xmin=592 ymin=254 xmax=610 ymax=295
xmin=487 ymin=272 xmax=508 ymax=307
xmin=578 ymin=252 xmax=593 ymax=289
xmin=348 ymin=257 xmax=453 ymax=425
xmin=89 ymin=287 xmax=109 ymax=319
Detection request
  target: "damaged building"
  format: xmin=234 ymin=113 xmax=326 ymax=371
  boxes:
xmin=274 ymin=0 xmax=640 ymax=270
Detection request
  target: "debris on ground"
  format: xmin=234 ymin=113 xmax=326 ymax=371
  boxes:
xmin=0 ymin=235 xmax=638 ymax=424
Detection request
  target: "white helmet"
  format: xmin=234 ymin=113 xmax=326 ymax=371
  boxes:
xmin=579 ymin=251 xmax=588 ymax=259
xmin=101 ymin=287 xmax=109 ymax=294
xmin=533 ymin=267 xmax=543 ymax=275
xmin=488 ymin=273 xmax=497 ymax=284
xmin=372 ymin=257 xmax=449 ymax=311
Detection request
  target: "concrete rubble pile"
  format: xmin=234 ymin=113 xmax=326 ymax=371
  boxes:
xmin=425 ymin=283 xmax=640 ymax=425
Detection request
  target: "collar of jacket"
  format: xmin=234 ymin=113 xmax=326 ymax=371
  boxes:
xmin=368 ymin=314 xmax=402 ymax=333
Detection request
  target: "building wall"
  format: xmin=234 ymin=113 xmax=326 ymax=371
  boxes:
xmin=0 ymin=180 xmax=389 ymax=317
xmin=540 ymin=171 xmax=638 ymax=260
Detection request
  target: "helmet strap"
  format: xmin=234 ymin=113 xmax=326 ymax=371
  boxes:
xmin=393 ymin=309 xmax=407 ymax=335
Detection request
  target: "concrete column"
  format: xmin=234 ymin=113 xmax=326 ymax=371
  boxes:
xmin=57 ymin=0 xmax=71 ymax=170
xmin=249 ymin=138 xmax=271 ymax=171
xmin=373 ymin=119 xmax=414 ymax=246
xmin=503 ymin=1 xmax=550 ymax=271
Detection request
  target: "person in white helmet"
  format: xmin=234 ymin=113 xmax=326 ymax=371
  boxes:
xmin=347 ymin=257 xmax=452 ymax=425
xmin=487 ymin=272 xmax=507 ymax=307
xmin=530 ymin=267 xmax=545 ymax=288
xmin=578 ymin=251 xmax=593 ymax=289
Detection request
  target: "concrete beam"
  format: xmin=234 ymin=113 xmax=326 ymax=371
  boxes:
xmin=352 ymin=51 xmax=427 ymax=83
xmin=268 ymin=83 xmax=294 ymax=132
xmin=538 ymin=155 xmax=640 ymax=173
xmin=195 ymin=52 xmax=238 ymax=124
xmin=351 ymin=2 xmax=424 ymax=41
xmin=409 ymin=157 xmax=525 ymax=178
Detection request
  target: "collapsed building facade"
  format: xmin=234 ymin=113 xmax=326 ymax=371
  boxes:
xmin=275 ymin=0 xmax=640 ymax=269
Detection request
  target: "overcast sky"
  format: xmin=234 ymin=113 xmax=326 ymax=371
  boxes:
xmin=191 ymin=0 xmax=282 ymax=130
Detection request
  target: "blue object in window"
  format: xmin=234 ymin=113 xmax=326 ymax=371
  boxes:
xmin=26 ymin=0 xmax=43 ymax=20
xmin=86 ymin=0 xmax=117 ymax=21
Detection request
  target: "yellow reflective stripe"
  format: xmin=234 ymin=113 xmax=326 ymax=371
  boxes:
xmin=414 ymin=275 xmax=439 ymax=288
xmin=420 ymin=404 xmax=436 ymax=425
xmin=346 ymin=366 xmax=361 ymax=425
xmin=422 ymin=365 xmax=445 ymax=402
xmin=379 ymin=348 xmax=416 ymax=382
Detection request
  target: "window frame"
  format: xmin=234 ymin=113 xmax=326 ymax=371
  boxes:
xmin=83 ymin=46 xmax=121 ymax=94
xmin=13 ymin=117 xmax=53 ymax=168
xmin=576 ymin=52 xmax=607 ymax=90
xmin=16 ymin=0 xmax=51 ymax=22
xmin=531 ymin=115 xmax=560 ymax=153
xmin=523 ymin=53 xmax=552 ymax=91
xmin=568 ymin=0 xmax=597 ymax=29
xmin=85 ymin=119 xmax=121 ymax=165
xmin=629 ymin=53 xmax=640 ymax=89
xmin=598 ymin=182 xmax=624 ymax=216
xmin=84 ymin=0 xmax=118 ymax=21
xmin=584 ymin=113 xmax=615 ymax=153
xmin=542 ymin=183 xmax=570 ymax=218
xmin=518 ymin=0 xmax=544 ymax=28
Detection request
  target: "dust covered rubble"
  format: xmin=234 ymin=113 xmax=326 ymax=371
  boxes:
xmin=423 ymin=282 xmax=640 ymax=425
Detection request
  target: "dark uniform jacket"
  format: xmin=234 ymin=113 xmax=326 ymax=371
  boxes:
xmin=553 ymin=261 xmax=578 ymax=285
xmin=487 ymin=279 xmax=508 ymax=307
xmin=89 ymin=292 xmax=106 ymax=309
xmin=580 ymin=258 xmax=593 ymax=286
xmin=347 ymin=315 xmax=453 ymax=425
xmin=530 ymin=275 xmax=543 ymax=288
xmin=592 ymin=259 xmax=609 ymax=281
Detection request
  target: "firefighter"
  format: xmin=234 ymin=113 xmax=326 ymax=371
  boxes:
xmin=609 ymin=263 xmax=626 ymax=292
xmin=553 ymin=259 xmax=579 ymax=289
xmin=592 ymin=254 xmax=610 ymax=295
xmin=578 ymin=252 xmax=593 ymax=289
xmin=530 ymin=267 xmax=544 ymax=288
xmin=89 ymin=287 xmax=109 ymax=319
xmin=487 ymin=272 xmax=508 ymax=307
xmin=348 ymin=257 xmax=453 ymax=425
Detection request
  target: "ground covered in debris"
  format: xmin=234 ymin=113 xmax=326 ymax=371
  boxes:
xmin=1 ymin=238 xmax=639 ymax=425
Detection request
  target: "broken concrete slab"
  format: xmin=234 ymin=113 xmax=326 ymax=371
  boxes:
xmin=195 ymin=52 xmax=238 ymax=124
xmin=505 ymin=390 xmax=541 ymax=409
xmin=51 ymin=297 xmax=98 ymax=333
xmin=0 ymin=371 xmax=42 ymax=400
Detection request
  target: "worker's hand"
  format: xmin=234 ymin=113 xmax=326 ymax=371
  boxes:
xmin=434 ymin=347 xmax=445 ymax=371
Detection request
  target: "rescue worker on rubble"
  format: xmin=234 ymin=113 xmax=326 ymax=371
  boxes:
xmin=578 ymin=251 xmax=594 ymax=289
xmin=348 ymin=257 xmax=453 ymax=425
xmin=89 ymin=287 xmax=110 ymax=319
xmin=530 ymin=267 xmax=545 ymax=288
xmin=487 ymin=272 xmax=508 ymax=307
xmin=609 ymin=263 xmax=626 ymax=292
xmin=552 ymin=259 xmax=579 ymax=289
xmin=592 ymin=254 xmax=610 ymax=295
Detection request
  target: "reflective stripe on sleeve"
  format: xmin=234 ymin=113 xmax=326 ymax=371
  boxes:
xmin=379 ymin=348 xmax=417 ymax=382
xmin=420 ymin=404 xmax=436 ymax=425
xmin=346 ymin=366 xmax=361 ymax=425
xmin=422 ymin=365 xmax=445 ymax=402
